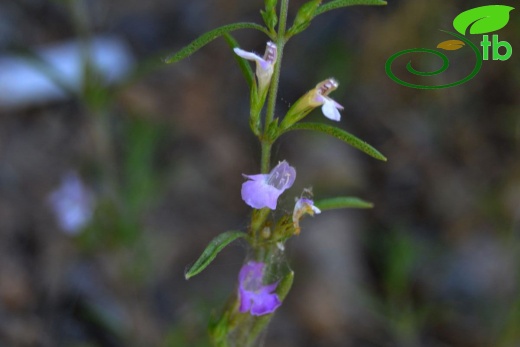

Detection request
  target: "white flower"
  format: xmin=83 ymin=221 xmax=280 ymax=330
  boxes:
xmin=308 ymin=78 xmax=344 ymax=121
xmin=292 ymin=197 xmax=321 ymax=235
xmin=234 ymin=41 xmax=277 ymax=92
xmin=280 ymin=78 xmax=344 ymax=130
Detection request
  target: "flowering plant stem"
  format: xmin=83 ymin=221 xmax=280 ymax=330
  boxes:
xmin=171 ymin=0 xmax=388 ymax=345
xmin=211 ymin=3 xmax=291 ymax=345
xmin=261 ymin=0 xmax=289 ymax=174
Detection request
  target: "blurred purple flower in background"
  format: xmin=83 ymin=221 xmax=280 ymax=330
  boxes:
xmin=238 ymin=261 xmax=281 ymax=316
xmin=241 ymin=160 xmax=296 ymax=210
xmin=48 ymin=172 xmax=95 ymax=234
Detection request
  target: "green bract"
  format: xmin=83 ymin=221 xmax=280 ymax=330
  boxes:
xmin=261 ymin=0 xmax=278 ymax=32
xmin=286 ymin=0 xmax=322 ymax=37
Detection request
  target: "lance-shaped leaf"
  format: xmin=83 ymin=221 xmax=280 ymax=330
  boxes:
xmin=185 ymin=231 xmax=247 ymax=279
xmin=315 ymin=197 xmax=373 ymax=211
xmin=223 ymin=33 xmax=255 ymax=89
xmin=453 ymin=5 xmax=514 ymax=35
xmin=314 ymin=0 xmax=387 ymax=17
xmin=164 ymin=23 xmax=270 ymax=64
xmin=282 ymin=122 xmax=387 ymax=161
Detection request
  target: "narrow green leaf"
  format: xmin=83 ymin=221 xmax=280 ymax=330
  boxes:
xmin=185 ymin=231 xmax=247 ymax=279
xmin=315 ymin=0 xmax=387 ymax=17
xmin=164 ymin=22 xmax=270 ymax=64
xmin=222 ymin=33 xmax=254 ymax=89
xmin=452 ymin=5 xmax=514 ymax=35
xmin=315 ymin=197 xmax=373 ymax=211
xmin=283 ymin=122 xmax=387 ymax=161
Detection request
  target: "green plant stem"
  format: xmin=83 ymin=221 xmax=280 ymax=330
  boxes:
xmin=213 ymin=3 xmax=292 ymax=345
xmin=261 ymin=0 xmax=289 ymax=174
xmin=260 ymin=142 xmax=272 ymax=173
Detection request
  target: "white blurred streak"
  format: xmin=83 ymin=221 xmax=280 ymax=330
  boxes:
xmin=0 ymin=36 xmax=134 ymax=109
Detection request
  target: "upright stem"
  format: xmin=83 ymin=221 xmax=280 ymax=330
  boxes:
xmin=214 ymin=4 xmax=292 ymax=345
xmin=260 ymin=142 xmax=271 ymax=174
xmin=260 ymin=0 xmax=289 ymax=174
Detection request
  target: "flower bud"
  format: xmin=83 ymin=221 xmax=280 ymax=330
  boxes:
xmin=287 ymin=0 xmax=322 ymax=37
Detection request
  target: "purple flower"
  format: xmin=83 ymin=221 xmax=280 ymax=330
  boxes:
xmin=292 ymin=197 xmax=321 ymax=235
xmin=241 ymin=160 xmax=296 ymax=210
xmin=238 ymin=261 xmax=281 ymax=316
xmin=48 ymin=172 xmax=95 ymax=234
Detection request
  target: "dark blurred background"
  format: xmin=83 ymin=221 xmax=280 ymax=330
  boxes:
xmin=0 ymin=0 xmax=519 ymax=346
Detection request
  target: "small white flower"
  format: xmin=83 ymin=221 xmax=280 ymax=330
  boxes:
xmin=308 ymin=78 xmax=344 ymax=121
xmin=234 ymin=41 xmax=277 ymax=92
xmin=280 ymin=78 xmax=345 ymax=130
xmin=48 ymin=172 xmax=95 ymax=235
xmin=292 ymin=196 xmax=321 ymax=235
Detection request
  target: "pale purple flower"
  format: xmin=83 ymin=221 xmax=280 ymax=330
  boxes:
xmin=48 ymin=172 xmax=95 ymax=234
xmin=234 ymin=41 xmax=277 ymax=92
xmin=241 ymin=160 xmax=296 ymax=210
xmin=308 ymin=78 xmax=344 ymax=121
xmin=292 ymin=197 xmax=321 ymax=235
xmin=238 ymin=261 xmax=281 ymax=316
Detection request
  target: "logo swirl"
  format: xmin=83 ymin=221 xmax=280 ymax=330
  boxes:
xmin=385 ymin=31 xmax=482 ymax=89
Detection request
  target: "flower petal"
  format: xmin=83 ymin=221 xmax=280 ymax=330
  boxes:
xmin=237 ymin=261 xmax=281 ymax=316
xmin=239 ymin=288 xmax=254 ymax=313
xmin=241 ymin=178 xmax=280 ymax=209
xmin=249 ymin=291 xmax=281 ymax=316
xmin=321 ymin=98 xmax=342 ymax=121
xmin=233 ymin=48 xmax=264 ymax=64
xmin=292 ymin=197 xmax=321 ymax=235
xmin=267 ymin=161 xmax=296 ymax=191
xmin=241 ymin=161 xmax=296 ymax=210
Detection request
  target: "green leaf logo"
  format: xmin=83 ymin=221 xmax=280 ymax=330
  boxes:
xmin=453 ymin=5 xmax=514 ymax=35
